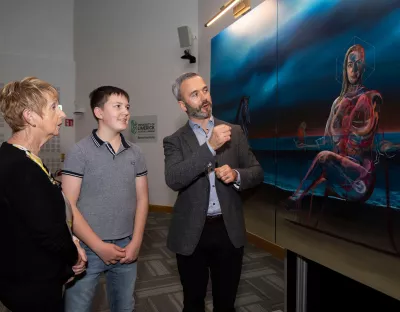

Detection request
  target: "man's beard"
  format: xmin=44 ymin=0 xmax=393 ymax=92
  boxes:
xmin=184 ymin=101 xmax=212 ymax=119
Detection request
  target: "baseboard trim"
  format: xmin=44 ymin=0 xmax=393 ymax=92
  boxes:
xmin=246 ymin=232 xmax=285 ymax=260
xmin=149 ymin=204 xmax=285 ymax=260
xmin=149 ymin=204 xmax=173 ymax=213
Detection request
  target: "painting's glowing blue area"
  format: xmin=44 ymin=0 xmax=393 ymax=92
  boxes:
xmin=211 ymin=0 xmax=400 ymax=209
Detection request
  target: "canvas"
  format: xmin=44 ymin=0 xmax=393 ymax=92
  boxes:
xmin=211 ymin=0 xmax=400 ymax=255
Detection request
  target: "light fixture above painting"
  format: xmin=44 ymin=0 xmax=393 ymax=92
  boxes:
xmin=205 ymin=0 xmax=251 ymax=27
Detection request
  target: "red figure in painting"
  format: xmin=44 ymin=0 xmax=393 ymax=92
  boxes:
xmin=290 ymin=44 xmax=383 ymax=206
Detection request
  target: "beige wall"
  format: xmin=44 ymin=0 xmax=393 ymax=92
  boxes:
xmin=74 ymin=0 xmax=198 ymax=206
xmin=0 ymin=0 xmax=76 ymax=154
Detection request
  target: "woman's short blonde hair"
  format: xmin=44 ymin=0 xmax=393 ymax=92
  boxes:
xmin=0 ymin=77 xmax=58 ymax=132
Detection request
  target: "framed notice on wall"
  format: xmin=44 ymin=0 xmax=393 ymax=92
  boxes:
xmin=130 ymin=115 xmax=157 ymax=143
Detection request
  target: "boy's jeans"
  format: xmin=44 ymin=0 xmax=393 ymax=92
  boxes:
xmin=64 ymin=236 xmax=137 ymax=312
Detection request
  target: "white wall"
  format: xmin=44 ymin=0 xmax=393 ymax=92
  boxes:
xmin=0 ymin=0 xmax=266 ymax=205
xmin=198 ymin=0 xmax=265 ymax=87
xmin=74 ymin=0 xmax=198 ymax=206
xmin=0 ymin=0 xmax=76 ymax=154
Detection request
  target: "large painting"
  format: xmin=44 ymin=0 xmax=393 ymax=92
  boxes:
xmin=211 ymin=0 xmax=400 ymax=255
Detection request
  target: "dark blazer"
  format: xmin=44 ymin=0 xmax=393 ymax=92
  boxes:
xmin=0 ymin=142 xmax=78 ymax=284
xmin=163 ymin=118 xmax=264 ymax=255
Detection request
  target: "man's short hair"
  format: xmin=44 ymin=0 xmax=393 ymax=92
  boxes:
xmin=172 ymin=72 xmax=200 ymax=101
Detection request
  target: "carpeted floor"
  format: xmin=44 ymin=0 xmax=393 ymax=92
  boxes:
xmin=0 ymin=212 xmax=284 ymax=312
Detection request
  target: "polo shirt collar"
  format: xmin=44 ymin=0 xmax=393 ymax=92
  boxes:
xmin=91 ymin=129 xmax=130 ymax=149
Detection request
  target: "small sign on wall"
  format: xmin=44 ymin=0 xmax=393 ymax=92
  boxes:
xmin=130 ymin=115 xmax=157 ymax=142
xmin=65 ymin=119 xmax=74 ymax=127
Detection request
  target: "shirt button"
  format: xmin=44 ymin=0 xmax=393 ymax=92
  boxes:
xmin=212 ymin=185 xmax=215 ymax=187
xmin=213 ymin=203 xmax=215 ymax=205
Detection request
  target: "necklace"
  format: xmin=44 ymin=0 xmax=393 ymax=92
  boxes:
xmin=12 ymin=144 xmax=59 ymax=186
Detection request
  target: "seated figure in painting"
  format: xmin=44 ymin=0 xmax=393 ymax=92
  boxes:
xmin=290 ymin=44 xmax=382 ymax=206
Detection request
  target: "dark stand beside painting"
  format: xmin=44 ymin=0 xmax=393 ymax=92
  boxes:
xmin=211 ymin=0 xmax=400 ymax=255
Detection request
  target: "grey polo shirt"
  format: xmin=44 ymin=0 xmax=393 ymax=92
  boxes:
xmin=62 ymin=129 xmax=147 ymax=240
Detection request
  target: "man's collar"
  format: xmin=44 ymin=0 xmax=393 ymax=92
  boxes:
xmin=188 ymin=115 xmax=214 ymax=129
xmin=91 ymin=129 xmax=130 ymax=149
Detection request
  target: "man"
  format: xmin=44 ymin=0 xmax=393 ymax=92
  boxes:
xmin=62 ymin=86 xmax=149 ymax=312
xmin=164 ymin=72 xmax=264 ymax=312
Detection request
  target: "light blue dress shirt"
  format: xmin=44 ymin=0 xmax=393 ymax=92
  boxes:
xmin=189 ymin=116 xmax=240 ymax=216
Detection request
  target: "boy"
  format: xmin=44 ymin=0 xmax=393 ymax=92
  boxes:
xmin=62 ymin=86 xmax=149 ymax=312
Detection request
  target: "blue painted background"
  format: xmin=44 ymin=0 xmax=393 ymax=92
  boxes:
xmin=211 ymin=0 xmax=400 ymax=209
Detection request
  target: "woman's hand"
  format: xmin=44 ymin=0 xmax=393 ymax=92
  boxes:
xmin=72 ymin=237 xmax=87 ymax=275
xmin=66 ymin=276 xmax=74 ymax=284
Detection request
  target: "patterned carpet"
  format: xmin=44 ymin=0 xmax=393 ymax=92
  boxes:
xmin=0 ymin=212 xmax=284 ymax=312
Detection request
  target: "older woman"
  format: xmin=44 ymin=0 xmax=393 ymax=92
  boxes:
xmin=0 ymin=77 xmax=87 ymax=312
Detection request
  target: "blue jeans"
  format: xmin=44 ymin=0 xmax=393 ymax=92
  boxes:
xmin=64 ymin=236 xmax=137 ymax=312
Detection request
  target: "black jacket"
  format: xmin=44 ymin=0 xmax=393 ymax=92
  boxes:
xmin=0 ymin=142 xmax=78 ymax=284
xmin=163 ymin=118 xmax=264 ymax=255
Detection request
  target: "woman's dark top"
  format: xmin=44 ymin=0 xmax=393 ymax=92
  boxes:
xmin=0 ymin=142 xmax=78 ymax=284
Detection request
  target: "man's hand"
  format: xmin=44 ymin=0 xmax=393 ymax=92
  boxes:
xmin=215 ymin=165 xmax=237 ymax=184
xmin=120 ymin=240 xmax=140 ymax=264
xmin=94 ymin=242 xmax=126 ymax=265
xmin=208 ymin=125 xmax=231 ymax=150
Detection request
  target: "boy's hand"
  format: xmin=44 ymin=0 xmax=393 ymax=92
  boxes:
xmin=120 ymin=240 xmax=140 ymax=264
xmin=95 ymin=242 xmax=126 ymax=265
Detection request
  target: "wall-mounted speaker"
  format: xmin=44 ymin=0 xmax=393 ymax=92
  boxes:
xmin=177 ymin=26 xmax=193 ymax=48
